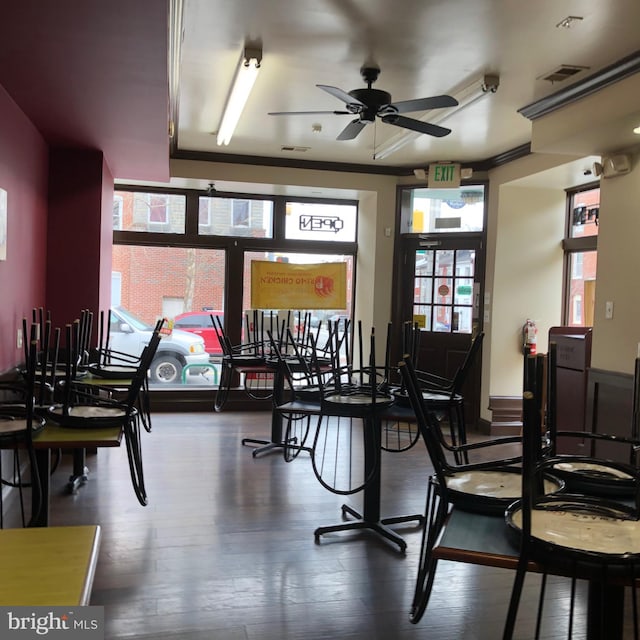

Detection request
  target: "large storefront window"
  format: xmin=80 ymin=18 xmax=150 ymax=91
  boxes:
xmin=113 ymin=188 xmax=357 ymax=389
xmin=111 ymin=244 xmax=225 ymax=386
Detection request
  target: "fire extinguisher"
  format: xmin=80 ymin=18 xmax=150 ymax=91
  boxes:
xmin=523 ymin=319 xmax=538 ymax=355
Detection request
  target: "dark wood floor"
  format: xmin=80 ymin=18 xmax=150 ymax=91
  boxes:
xmin=21 ymin=411 xmax=628 ymax=639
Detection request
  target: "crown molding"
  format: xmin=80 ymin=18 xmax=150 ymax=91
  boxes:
xmin=519 ymin=50 xmax=640 ymax=121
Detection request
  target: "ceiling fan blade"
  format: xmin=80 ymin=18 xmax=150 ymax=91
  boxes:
xmin=381 ymin=114 xmax=452 ymax=137
xmin=268 ymin=110 xmax=351 ymax=116
xmin=337 ymin=119 xmax=367 ymax=140
xmin=317 ymin=84 xmax=366 ymax=108
xmin=389 ymin=95 xmax=459 ymax=113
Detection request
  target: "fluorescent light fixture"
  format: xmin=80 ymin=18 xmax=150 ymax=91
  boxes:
xmin=216 ymin=44 xmax=262 ymax=146
xmin=374 ymin=74 xmax=499 ymax=160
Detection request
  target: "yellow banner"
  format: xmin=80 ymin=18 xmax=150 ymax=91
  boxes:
xmin=251 ymin=261 xmax=347 ymax=310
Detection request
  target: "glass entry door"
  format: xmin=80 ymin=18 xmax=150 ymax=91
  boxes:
xmin=394 ymin=234 xmax=485 ymax=429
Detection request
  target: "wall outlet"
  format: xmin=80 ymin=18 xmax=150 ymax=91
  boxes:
xmin=16 ymin=328 xmax=23 ymax=349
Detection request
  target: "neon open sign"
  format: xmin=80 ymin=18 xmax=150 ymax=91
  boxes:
xmin=299 ymin=214 xmax=344 ymax=233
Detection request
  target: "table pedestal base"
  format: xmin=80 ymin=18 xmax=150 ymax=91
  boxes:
xmin=314 ymin=503 xmax=423 ymax=552
xmin=241 ymin=437 xmax=284 ymax=458
xmin=67 ymin=449 xmax=89 ymax=493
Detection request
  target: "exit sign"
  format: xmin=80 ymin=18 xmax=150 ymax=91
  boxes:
xmin=428 ymin=163 xmax=461 ymax=188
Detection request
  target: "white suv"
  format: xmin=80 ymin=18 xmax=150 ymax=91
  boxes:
xmin=109 ymin=307 xmax=210 ymax=383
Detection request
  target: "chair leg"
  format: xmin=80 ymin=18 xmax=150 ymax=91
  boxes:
xmin=633 ymin=563 xmax=639 ymax=640
xmin=503 ymin=555 xmax=529 ymax=640
xmin=453 ymin=402 xmax=469 ymax=464
xmin=282 ymin=413 xmax=315 ymax=462
xmin=410 ymin=478 xmax=445 ymax=623
xmin=534 ymin=572 xmax=547 ymax=639
xmin=214 ymin=363 xmax=233 ymax=412
xmin=14 ymin=450 xmax=26 ymax=527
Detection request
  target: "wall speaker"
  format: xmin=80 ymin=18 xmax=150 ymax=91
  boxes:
xmin=602 ymin=154 xmax=631 ymax=178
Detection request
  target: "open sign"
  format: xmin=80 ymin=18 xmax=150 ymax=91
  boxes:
xmin=299 ymin=214 xmax=344 ymax=233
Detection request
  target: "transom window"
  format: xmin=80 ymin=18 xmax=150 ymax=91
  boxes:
xmin=197 ymin=196 xmax=273 ymax=238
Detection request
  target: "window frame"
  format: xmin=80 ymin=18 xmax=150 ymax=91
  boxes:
xmin=562 ymin=182 xmax=599 ymax=326
xmin=113 ymin=185 xmax=359 ymax=390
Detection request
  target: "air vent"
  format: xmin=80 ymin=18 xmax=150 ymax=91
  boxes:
xmin=539 ymin=65 xmax=589 ymax=83
xmin=280 ymin=145 xmax=310 ymax=152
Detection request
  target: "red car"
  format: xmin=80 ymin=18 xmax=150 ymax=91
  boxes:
xmin=173 ymin=311 xmax=224 ymax=356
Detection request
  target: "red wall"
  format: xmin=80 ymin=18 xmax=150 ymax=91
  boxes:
xmin=46 ymin=148 xmax=113 ymax=331
xmin=0 ymin=85 xmax=49 ymax=372
xmin=0 ymin=88 xmax=114 ymax=373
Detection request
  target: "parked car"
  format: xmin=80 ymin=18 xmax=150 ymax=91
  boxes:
xmin=173 ymin=310 xmax=224 ymax=355
xmin=108 ymin=307 xmax=210 ymax=383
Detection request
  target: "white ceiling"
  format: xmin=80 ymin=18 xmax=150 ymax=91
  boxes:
xmin=175 ymin=0 xmax=640 ymax=171
xmin=1 ymin=0 xmax=639 ymax=193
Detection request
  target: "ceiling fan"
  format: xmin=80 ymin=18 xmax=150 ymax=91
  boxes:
xmin=268 ymin=64 xmax=459 ymax=141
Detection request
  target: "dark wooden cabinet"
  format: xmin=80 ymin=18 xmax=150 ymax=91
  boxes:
xmin=549 ymin=326 xmax=592 ymax=454
xmin=586 ymin=368 xmax=635 ymax=462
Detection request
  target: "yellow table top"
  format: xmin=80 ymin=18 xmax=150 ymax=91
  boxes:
xmin=0 ymin=525 xmax=101 ymax=605
xmin=77 ymin=372 xmax=133 ymax=388
xmin=32 ymin=423 xmax=123 ymax=449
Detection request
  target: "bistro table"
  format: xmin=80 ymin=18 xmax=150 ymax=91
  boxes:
xmin=313 ymin=390 xmax=423 ymax=552
xmin=0 ymin=525 xmax=101 ymax=605
xmin=241 ymin=358 xmax=286 ymax=457
xmin=30 ymin=423 xmax=123 ymax=526
xmin=59 ymin=371 xmax=136 ymax=491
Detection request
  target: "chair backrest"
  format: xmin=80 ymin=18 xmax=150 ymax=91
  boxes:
xmin=544 ymin=343 xmax=557 ymax=456
xmin=36 ymin=320 xmax=61 ymax=407
xmin=633 ymin=357 xmax=640 ymax=454
xmin=123 ymin=331 xmax=162 ymax=409
xmin=451 ymin=331 xmax=484 ymax=394
xmin=399 ymin=356 xmax=452 ymax=486
xmin=212 ymin=313 xmax=245 ymax=361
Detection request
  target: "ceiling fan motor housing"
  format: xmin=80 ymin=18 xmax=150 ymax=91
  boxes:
xmin=348 ymin=88 xmax=392 ymax=121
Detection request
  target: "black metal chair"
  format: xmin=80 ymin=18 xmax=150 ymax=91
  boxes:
xmin=503 ymin=376 xmax=640 ymax=640
xmin=266 ymin=329 xmax=325 ymax=462
xmin=395 ymin=332 xmax=485 ymax=464
xmin=47 ymin=324 xmax=162 ymax=506
xmin=0 ymin=326 xmax=46 ymax=527
xmin=545 ymin=341 xmax=640 ymax=497
xmin=212 ymin=313 xmax=272 ymax=412
xmin=399 ymin=354 xmax=563 ymax=623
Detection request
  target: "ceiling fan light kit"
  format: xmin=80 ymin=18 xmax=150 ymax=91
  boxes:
xmin=216 ymin=44 xmax=262 ymax=146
